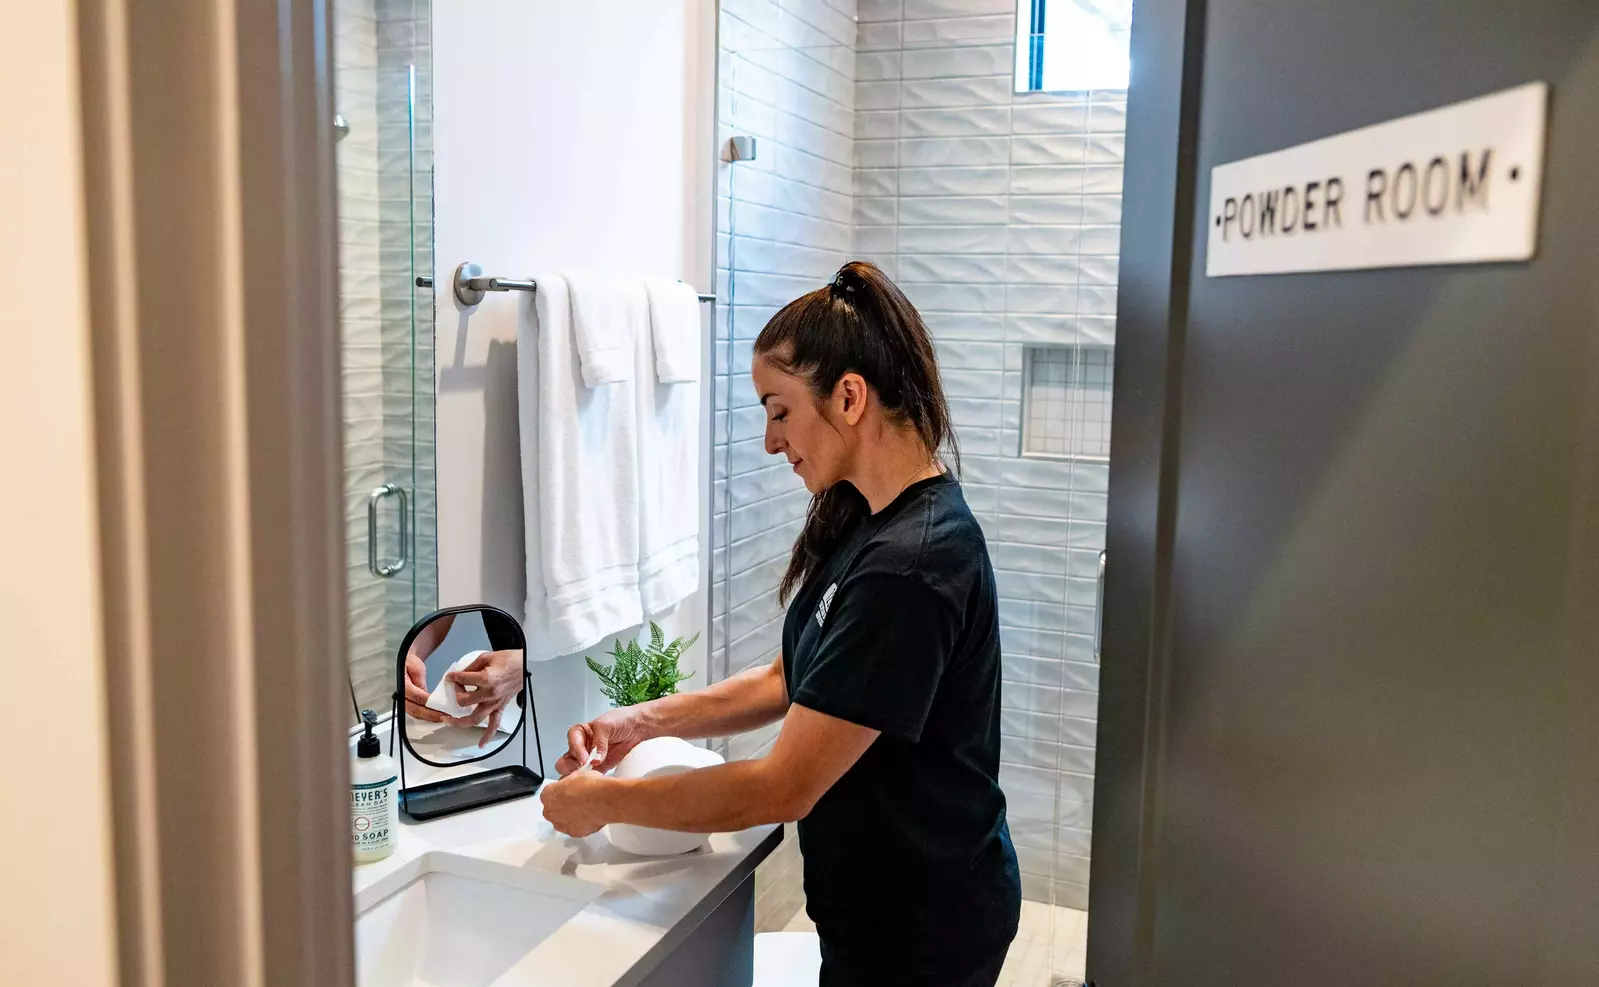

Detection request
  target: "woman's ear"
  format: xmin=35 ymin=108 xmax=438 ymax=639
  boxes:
xmin=835 ymin=372 xmax=870 ymax=426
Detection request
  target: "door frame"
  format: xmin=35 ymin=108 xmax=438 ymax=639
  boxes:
xmin=1088 ymin=0 xmax=1203 ymax=984
xmin=76 ymin=0 xmax=352 ymax=983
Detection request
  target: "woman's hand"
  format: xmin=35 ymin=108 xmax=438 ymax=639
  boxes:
xmin=540 ymin=767 xmax=614 ymax=838
xmin=403 ymin=653 xmax=446 ymax=723
xmin=448 ymin=649 xmax=523 ymax=708
xmin=555 ymin=707 xmax=649 ymax=777
xmin=443 ymin=649 xmax=523 ymax=747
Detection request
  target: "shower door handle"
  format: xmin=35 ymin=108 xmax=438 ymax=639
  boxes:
xmin=368 ymin=483 xmax=409 ymax=578
xmin=1094 ymin=550 xmax=1107 ymax=662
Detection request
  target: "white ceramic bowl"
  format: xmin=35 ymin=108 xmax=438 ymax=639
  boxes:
xmin=604 ymin=737 xmax=725 ymax=856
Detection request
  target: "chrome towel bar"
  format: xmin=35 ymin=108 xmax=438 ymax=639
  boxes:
xmin=445 ymin=262 xmax=714 ymax=307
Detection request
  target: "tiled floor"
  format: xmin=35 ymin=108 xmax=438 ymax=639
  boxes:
xmin=996 ymin=901 xmax=1088 ymax=987
xmin=782 ymin=900 xmax=1088 ymax=987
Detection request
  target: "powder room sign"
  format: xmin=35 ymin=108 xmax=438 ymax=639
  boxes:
xmin=1206 ymin=81 xmax=1547 ymax=277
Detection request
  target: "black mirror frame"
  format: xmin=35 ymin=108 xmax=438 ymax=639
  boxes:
xmin=390 ymin=604 xmax=546 ymax=821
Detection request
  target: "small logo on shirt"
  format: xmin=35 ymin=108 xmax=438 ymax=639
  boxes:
xmin=815 ymin=583 xmax=838 ymax=628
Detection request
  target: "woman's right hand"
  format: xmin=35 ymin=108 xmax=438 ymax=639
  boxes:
xmin=556 ymin=708 xmax=648 ymax=777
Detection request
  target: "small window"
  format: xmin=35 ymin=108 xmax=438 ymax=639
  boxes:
xmin=1022 ymin=345 xmax=1113 ymax=460
xmin=1015 ymin=0 xmax=1134 ymax=94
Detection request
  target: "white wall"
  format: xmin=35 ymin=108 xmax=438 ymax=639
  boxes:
xmin=431 ymin=0 xmax=719 ymax=766
xmin=0 ymin=4 xmax=121 ymax=983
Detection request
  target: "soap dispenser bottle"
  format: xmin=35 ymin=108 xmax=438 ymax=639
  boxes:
xmin=351 ymin=710 xmax=398 ymax=863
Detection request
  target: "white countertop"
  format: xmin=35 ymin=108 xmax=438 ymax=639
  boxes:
xmin=352 ymin=786 xmax=781 ymax=987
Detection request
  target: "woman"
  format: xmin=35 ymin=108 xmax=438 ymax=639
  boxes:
xmin=540 ymin=262 xmax=1021 ymax=986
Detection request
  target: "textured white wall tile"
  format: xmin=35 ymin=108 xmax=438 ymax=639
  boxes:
xmin=900 ymin=105 xmax=1011 ymax=137
xmin=1006 ymin=283 xmax=1079 ymax=314
xmin=1009 ymin=194 xmax=1084 ymax=225
xmin=855 ymin=80 xmax=902 ymax=109
xmin=1011 ymin=101 xmax=1089 ymax=134
xmin=1003 ymin=314 xmax=1086 ymax=346
xmin=1078 ymin=225 xmax=1121 ymax=254
xmin=899 ymin=74 xmax=1014 ymax=107
xmin=1006 ymin=254 xmax=1081 ymax=285
xmin=921 ymin=311 xmax=1006 ymax=339
xmin=898 ymin=223 xmax=1008 ymax=253
xmin=855 ymin=138 xmax=900 ymax=167
xmin=853 ymin=224 xmax=898 ymax=252
xmin=898 ymin=194 xmax=1008 ymax=225
xmin=1081 ymin=193 xmax=1122 ymax=224
xmin=958 ymin=427 xmax=1005 ymax=455
xmin=903 ymin=0 xmax=1015 ymax=19
xmin=949 ymin=396 xmax=1005 ymax=428
xmin=939 ymin=367 xmax=1005 ymax=399
xmin=901 ymin=281 xmax=1007 ymax=313
xmin=856 ymin=50 xmax=902 ymax=81
xmin=900 ymin=136 xmax=1009 ymax=166
xmin=902 ymin=13 xmax=1015 ymax=45
xmin=724 ymin=0 xmax=781 ymax=35
xmin=991 ymin=541 xmax=1069 ymax=575
xmin=855 ymin=109 xmax=900 ymax=139
xmin=853 ymin=195 xmax=898 ymax=225
xmin=856 ymin=20 xmax=903 ymax=51
xmin=902 ymin=43 xmax=1013 ymax=80
xmin=898 ymin=164 xmax=1010 ymax=195
xmin=1011 ymin=133 xmax=1087 ymax=165
xmin=1009 ymin=224 xmax=1083 ymax=254
xmin=856 ymin=0 xmax=903 ymax=21
xmin=1077 ymin=286 xmax=1118 ymax=316
xmin=1089 ymin=99 xmax=1128 ymax=133
xmin=897 ymin=252 xmax=1007 ymax=282
xmin=1087 ymin=133 xmax=1126 ymax=164
xmin=853 ymin=167 xmax=898 ymax=197
xmin=1079 ymin=256 xmax=1118 ymax=286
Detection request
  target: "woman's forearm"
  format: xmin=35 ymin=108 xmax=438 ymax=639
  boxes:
xmin=633 ymin=656 xmax=789 ymax=742
xmin=600 ymin=758 xmax=797 ymax=833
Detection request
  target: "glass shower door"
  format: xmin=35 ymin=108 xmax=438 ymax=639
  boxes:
xmin=333 ymin=0 xmax=436 ymax=720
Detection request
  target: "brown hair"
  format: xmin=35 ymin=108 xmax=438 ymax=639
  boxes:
xmin=755 ymin=261 xmax=959 ymax=604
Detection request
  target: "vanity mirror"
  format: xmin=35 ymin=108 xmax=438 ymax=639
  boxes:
xmin=392 ymin=605 xmax=544 ymax=820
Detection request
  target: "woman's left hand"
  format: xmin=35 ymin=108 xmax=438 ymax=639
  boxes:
xmin=540 ymin=767 xmax=613 ymax=838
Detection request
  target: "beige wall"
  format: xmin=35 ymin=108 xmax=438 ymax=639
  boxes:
xmin=0 ymin=3 xmax=121 ymax=984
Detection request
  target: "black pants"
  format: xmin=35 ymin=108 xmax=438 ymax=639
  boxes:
xmin=818 ymin=941 xmax=1009 ymax=987
xmin=812 ymin=830 xmax=1021 ymax=987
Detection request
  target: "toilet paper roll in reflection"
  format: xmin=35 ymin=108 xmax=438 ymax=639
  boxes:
xmin=604 ymin=737 xmax=726 ymax=856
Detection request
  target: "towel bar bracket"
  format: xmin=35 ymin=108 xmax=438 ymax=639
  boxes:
xmin=453 ymin=261 xmax=535 ymax=306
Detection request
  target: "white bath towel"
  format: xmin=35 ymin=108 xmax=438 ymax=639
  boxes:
xmin=565 ymin=270 xmax=638 ymax=387
xmin=644 ymin=278 xmax=703 ymax=383
xmin=636 ymin=279 xmax=703 ymax=616
xmin=518 ymin=273 xmax=643 ymax=657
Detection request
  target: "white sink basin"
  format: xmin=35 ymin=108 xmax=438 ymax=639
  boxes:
xmin=355 ymin=852 xmax=602 ymax=987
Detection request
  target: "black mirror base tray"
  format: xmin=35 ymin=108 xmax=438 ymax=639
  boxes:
xmin=399 ymin=765 xmax=543 ymax=822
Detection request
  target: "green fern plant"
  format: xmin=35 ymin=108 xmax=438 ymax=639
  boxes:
xmin=584 ymin=622 xmax=699 ymax=707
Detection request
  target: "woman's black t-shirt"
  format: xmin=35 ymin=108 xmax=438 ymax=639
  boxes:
xmin=781 ymin=473 xmax=1020 ymax=978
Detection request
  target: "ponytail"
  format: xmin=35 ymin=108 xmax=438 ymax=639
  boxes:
xmin=755 ymin=261 xmax=959 ymax=604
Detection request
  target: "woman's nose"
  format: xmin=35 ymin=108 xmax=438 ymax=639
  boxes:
xmin=764 ymin=425 xmax=782 ymax=457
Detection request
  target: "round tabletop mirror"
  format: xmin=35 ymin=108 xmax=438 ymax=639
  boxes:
xmin=396 ymin=605 xmax=527 ymax=767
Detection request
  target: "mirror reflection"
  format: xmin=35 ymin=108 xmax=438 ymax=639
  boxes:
xmin=399 ymin=608 xmax=524 ymax=764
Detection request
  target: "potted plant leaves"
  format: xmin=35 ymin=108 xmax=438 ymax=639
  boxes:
xmin=584 ymin=622 xmax=699 ymax=707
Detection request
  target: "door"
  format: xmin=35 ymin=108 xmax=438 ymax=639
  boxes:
xmin=1093 ymin=2 xmax=1599 ymax=985
xmin=333 ymin=0 xmax=436 ymax=721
